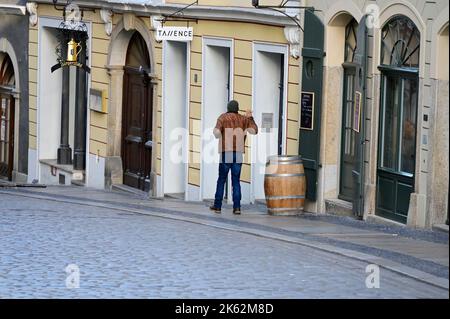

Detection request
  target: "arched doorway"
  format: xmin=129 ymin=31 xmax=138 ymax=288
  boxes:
xmin=339 ymin=18 xmax=359 ymax=202
xmin=121 ymin=32 xmax=153 ymax=191
xmin=325 ymin=11 xmax=367 ymax=217
xmin=0 ymin=53 xmax=15 ymax=181
xmin=376 ymin=16 xmax=421 ymax=223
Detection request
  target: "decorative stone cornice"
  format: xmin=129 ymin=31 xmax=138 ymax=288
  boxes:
xmin=100 ymin=8 xmax=113 ymax=36
xmin=26 ymin=2 xmax=38 ymax=27
xmin=30 ymin=1 xmax=296 ymax=28
xmin=150 ymin=15 xmax=163 ymax=31
xmin=150 ymin=15 xmax=163 ymax=43
xmin=284 ymin=26 xmax=301 ymax=59
xmin=106 ymin=65 xmax=124 ymax=75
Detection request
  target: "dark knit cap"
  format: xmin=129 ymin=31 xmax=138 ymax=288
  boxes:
xmin=227 ymin=100 xmax=239 ymax=113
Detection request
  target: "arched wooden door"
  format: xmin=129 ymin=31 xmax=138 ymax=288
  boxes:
xmin=376 ymin=17 xmax=420 ymax=223
xmin=339 ymin=19 xmax=359 ymax=202
xmin=122 ymin=32 xmax=153 ymax=191
xmin=0 ymin=53 xmax=15 ymax=181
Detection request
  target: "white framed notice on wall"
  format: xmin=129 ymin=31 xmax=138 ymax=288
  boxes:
xmin=353 ymin=91 xmax=362 ymax=133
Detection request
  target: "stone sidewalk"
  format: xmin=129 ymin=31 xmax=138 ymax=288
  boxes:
xmin=0 ymin=184 xmax=448 ymax=291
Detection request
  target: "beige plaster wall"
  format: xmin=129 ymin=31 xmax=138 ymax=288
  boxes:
xmin=304 ymin=0 xmax=449 ymax=228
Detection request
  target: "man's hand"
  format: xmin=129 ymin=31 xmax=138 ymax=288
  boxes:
xmin=245 ymin=110 xmax=253 ymax=118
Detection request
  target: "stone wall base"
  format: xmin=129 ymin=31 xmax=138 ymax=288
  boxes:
xmin=105 ymin=156 xmax=123 ymax=189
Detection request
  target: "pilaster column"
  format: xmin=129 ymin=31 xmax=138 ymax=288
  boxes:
xmin=106 ymin=65 xmax=125 ymax=157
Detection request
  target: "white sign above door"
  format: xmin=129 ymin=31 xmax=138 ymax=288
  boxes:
xmin=156 ymin=27 xmax=193 ymax=41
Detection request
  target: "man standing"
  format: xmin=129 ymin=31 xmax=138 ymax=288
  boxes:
xmin=210 ymin=100 xmax=258 ymax=215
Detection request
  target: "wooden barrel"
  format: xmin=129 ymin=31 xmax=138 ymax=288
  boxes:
xmin=264 ymin=156 xmax=306 ymax=216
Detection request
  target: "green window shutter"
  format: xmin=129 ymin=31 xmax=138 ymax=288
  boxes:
xmin=300 ymin=10 xmax=324 ymax=201
xmin=352 ymin=16 xmax=368 ymax=217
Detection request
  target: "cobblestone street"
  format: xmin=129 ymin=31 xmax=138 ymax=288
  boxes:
xmin=0 ymin=192 xmax=448 ymax=299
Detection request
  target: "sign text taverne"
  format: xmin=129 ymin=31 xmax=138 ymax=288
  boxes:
xmin=156 ymin=27 xmax=193 ymax=41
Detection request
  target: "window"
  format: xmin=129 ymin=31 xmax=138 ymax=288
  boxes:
xmin=381 ymin=16 xmax=420 ymax=68
xmin=0 ymin=53 xmax=15 ymax=86
xmin=345 ymin=19 xmax=358 ymax=63
xmin=381 ymin=75 xmax=401 ymax=171
xmin=400 ymin=78 xmax=418 ymax=174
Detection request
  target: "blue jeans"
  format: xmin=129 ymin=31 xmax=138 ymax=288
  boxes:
xmin=213 ymin=152 xmax=243 ymax=209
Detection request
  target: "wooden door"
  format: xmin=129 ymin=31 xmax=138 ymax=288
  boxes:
xmin=351 ymin=16 xmax=368 ymax=218
xmin=376 ymin=16 xmax=421 ymax=223
xmin=121 ymin=32 xmax=153 ymax=192
xmin=0 ymin=93 xmax=14 ymax=180
xmin=376 ymin=72 xmax=418 ymax=223
xmin=122 ymin=68 xmax=153 ymax=191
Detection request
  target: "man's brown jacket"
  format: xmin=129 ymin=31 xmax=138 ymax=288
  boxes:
xmin=213 ymin=112 xmax=258 ymax=153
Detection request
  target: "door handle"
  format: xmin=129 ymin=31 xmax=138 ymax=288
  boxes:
xmin=125 ymin=135 xmax=142 ymax=144
xmin=145 ymin=140 xmax=154 ymax=149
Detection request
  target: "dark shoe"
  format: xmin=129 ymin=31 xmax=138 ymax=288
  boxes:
xmin=210 ymin=206 xmax=221 ymax=214
xmin=233 ymin=208 xmax=241 ymax=215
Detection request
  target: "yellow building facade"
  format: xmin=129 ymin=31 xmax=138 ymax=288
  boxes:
xmin=25 ymin=0 xmax=449 ymax=229
xmin=26 ymin=0 xmax=301 ymax=205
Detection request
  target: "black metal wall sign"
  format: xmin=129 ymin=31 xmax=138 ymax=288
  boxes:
xmin=300 ymin=92 xmax=315 ymax=130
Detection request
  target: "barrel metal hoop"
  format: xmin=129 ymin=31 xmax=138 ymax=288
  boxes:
xmin=268 ymin=207 xmax=304 ymax=212
xmin=266 ymin=195 xmax=306 ymax=200
xmin=265 ymin=173 xmax=306 ymax=177
xmin=266 ymin=161 xmax=303 ymax=166
xmin=267 ymin=156 xmax=302 ymax=161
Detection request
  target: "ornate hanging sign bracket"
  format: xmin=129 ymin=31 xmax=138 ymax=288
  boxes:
xmin=252 ymin=0 xmax=315 ymax=31
xmin=50 ymin=0 xmax=91 ymax=73
xmin=252 ymin=1 xmax=317 ymax=59
xmin=52 ymin=0 xmax=95 ymax=22
xmin=159 ymin=0 xmax=199 ymax=26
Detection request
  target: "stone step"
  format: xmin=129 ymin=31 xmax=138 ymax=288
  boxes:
xmin=112 ymin=184 xmax=150 ymax=197
xmin=432 ymin=224 xmax=449 ymax=233
xmin=325 ymin=198 xmax=354 ymax=217
xmin=39 ymin=159 xmax=85 ymax=186
xmin=71 ymin=179 xmax=85 ymax=187
xmin=165 ymin=193 xmax=185 ymax=200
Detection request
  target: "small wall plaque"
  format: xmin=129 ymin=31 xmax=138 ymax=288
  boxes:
xmin=89 ymin=89 xmax=107 ymax=113
xmin=262 ymin=113 xmax=274 ymax=132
